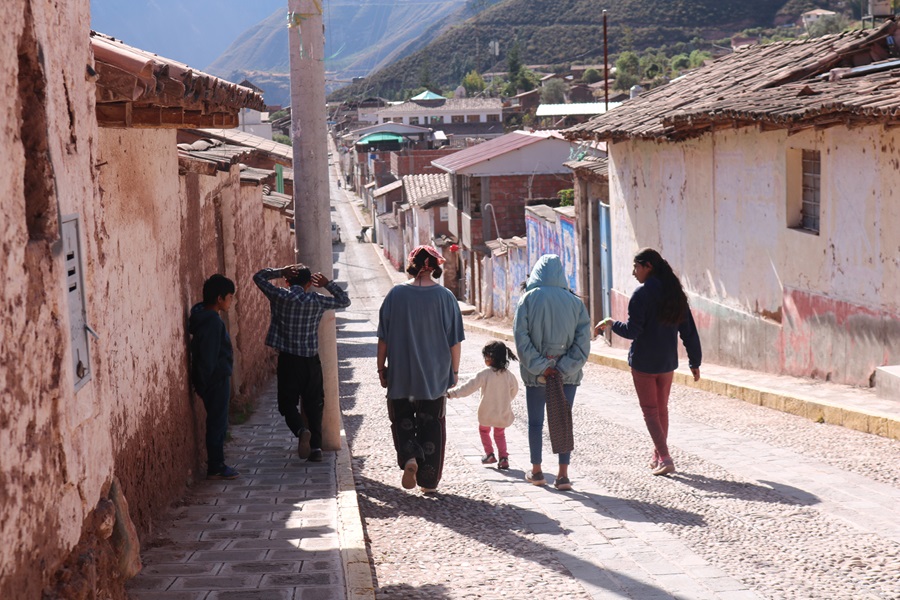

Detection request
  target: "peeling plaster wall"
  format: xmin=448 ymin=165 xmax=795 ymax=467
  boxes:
xmin=607 ymin=124 xmax=900 ymax=386
xmin=230 ymin=181 xmax=294 ymax=405
xmin=93 ymin=128 xmax=199 ymax=535
xmin=0 ymin=0 xmax=116 ymax=597
xmin=1 ymin=8 xmax=295 ymax=590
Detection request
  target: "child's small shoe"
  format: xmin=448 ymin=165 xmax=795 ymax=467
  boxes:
xmin=497 ymin=456 xmax=509 ymax=470
xmin=481 ymin=452 xmax=497 ymax=464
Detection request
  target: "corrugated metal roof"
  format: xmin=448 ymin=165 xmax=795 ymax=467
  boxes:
xmin=432 ymin=130 xmax=565 ymax=173
xmin=566 ymin=21 xmax=900 ymax=142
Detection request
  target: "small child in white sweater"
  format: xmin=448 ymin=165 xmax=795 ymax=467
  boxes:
xmin=448 ymin=341 xmax=519 ymax=469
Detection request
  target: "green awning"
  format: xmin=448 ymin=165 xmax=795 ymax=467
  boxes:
xmin=356 ymin=132 xmax=405 ymax=145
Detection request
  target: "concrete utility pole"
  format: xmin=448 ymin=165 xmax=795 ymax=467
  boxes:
xmin=288 ymin=0 xmax=341 ymax=451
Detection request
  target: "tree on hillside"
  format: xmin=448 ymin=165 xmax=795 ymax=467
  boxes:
xmin=614 ymin=51 xmax=640 ymax=90
xmin=807 ymin=14 xmax=850 ymax=38
xmin=541 ymin=78 xmax=568 ymax=104
xmin=689 ymin=49 xmax=712 ymax=68
xmin=419 ymin=55 xmax=435 ymax=91
xmin=462 ymin=70 xmax=486 ymax=96
xmin=640 ymin=51 xmax=671 ymax=84
xmin=670 ymin=54 xmax=692 ymax=74
xmin=581 ymin=68 xmax=602 ymax=84
xmin=504 ymin=40 xmax=536 ymax=95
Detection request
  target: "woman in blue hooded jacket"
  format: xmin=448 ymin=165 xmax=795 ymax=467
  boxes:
xmin=513 ymin=254 xmax=591 ymax=490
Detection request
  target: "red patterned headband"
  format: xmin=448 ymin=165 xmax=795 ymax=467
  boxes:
xmin=407 ymin=245 xmax=445 ymax=265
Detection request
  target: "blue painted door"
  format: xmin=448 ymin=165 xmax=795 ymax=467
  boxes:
xmin=599 ymin=202 xmax=612 ymax=318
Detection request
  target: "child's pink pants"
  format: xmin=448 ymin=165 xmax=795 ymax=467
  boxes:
xmin=479 ymin=426 xmax=507 ymax=457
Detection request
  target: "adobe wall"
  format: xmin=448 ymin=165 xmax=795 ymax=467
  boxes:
xmin=0 ymin=0 xmax=128 ymax=598
xmin=609 ymin=125 xmax=900 ymax=386
xmin=1 ymin=15 xmax=295 ymax=588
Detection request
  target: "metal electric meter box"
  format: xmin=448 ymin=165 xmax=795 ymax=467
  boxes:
xmin=870 ymin=0 xmax=893 ymax=18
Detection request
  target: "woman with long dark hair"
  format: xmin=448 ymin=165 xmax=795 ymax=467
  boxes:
xmin=596 ymin=248 xmax=701 ymax=475
xmin=377 ymin=245 xmax=464 ymax=493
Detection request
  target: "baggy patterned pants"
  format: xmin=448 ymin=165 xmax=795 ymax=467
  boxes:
xmin=387 ymin=397 xmax=447 ymax=489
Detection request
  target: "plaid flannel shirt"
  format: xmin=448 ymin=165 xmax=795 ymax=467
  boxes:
xmin=253 ymin=268 xmax=351 ymax=357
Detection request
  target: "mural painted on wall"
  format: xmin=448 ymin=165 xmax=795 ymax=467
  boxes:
xmin=526 ymin=217 xmax=541 ymax=268
xmin=492 ymin=254 xmax=508 ymax=318
xmin=560 ymin=216 xmax=577 ymax=292
xmin=541 ymin=219 xmax=561 ymax=260
xmin=509 ymin=246 xmax=529 ymax=312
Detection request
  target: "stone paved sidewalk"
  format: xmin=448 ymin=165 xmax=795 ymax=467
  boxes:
xmin=126 ymin=384 xmax=347 ymax=600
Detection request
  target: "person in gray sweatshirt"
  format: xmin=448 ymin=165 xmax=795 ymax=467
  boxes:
xmin=189 ymin=274 xmax=238 ymax=480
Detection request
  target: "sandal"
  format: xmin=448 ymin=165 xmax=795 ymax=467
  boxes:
xmin=481 ymin=452 xmax=497 ymax=464
xmin=498 ymin=456 xmax=509 ymax=470
xmin=402 ymin=458 xmax=418 ymax=489
xmin=652 ymin=458 xmax=676 ymax=476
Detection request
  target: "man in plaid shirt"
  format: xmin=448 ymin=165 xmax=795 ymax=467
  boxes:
xmin=254 ymin=263 xmax=351 ymax=461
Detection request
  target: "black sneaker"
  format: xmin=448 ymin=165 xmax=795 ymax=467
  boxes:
xmin=297 ymin=428 xmax=312 ymax=459
xmin=307 ymin=449 xmax=323 ymax=462
xmin=207 ymin=465 xmax=240 ymax=480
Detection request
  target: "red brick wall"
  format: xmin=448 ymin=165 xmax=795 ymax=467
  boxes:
xmin=390 ymin=148 xmax=461 ymax=177
xmin=486 ymin=173 xmax=571 ymax=239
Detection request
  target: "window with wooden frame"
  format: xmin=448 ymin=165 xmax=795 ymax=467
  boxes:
xmin=466 ymin=115 xmax=480 ymax=123
xmin=451 ymin=115 xmax=464 ymax=123
xmin=786 ymin=147 xmax=821 ymax=235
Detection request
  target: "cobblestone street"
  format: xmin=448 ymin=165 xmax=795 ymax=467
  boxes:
xmin=333 ymin=190 xmax=900 ymax=599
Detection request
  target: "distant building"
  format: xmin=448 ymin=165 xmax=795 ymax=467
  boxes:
xmin=801 ymin=8 xmax=837 ymax=31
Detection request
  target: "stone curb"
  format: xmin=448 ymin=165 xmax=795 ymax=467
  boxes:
xmin=462 ymin=319 xmax=900 ymax=442
xmin=336 ymin=424 xmax=375 ymax=600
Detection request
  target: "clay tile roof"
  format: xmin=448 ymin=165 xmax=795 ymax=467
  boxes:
xmin=566 ymin=21 xmax=900 ymax=142
xmin=401 ymin=174 xmax=449 ymax=207
xmin=373 ymin=180 xmax=403 ymax=197
xmin=564 ymin=156 xmax=609 ymax=180
xmin=91 ymin=31 xmax=264 ymax=128
xmin=191 ymin=128 xmax=293 ymax=161
xmin=378 ymin=97 xmax=502 ymax=114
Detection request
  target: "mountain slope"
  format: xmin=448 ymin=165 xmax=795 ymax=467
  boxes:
xmin=206 ymin=1 xmax=470 ymax=86
xmin=329 ymin=0 xmax=854 ymax=100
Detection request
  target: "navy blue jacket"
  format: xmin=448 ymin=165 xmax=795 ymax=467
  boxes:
xmin=611 ymin=277 xmax=702 ymax=374
xmin=189 ymin=303 xmax=233 ymax=397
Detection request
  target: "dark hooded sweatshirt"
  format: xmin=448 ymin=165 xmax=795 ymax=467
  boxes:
xmin=189 ymin=303 xmax=233 ymax=397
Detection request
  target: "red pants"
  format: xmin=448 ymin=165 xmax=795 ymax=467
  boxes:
xmin=479 ymin=426 xmax=507 ymax=457
xmin=631 ymin=369 xmax=674 ymax=459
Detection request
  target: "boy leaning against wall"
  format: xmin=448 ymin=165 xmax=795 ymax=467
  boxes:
xmin=189 ymin=274 xmax=240 ymax=480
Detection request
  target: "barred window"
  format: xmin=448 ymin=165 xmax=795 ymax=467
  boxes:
xmin=800 ymin=150 xmax=820 ymax=234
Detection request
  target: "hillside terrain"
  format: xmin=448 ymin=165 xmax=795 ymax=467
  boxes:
xmin=328 ymin=0 xmax=855 ymax=100
xmin=200 ymin=0 xmax=856 ymax=105
xmin=206 ymin=0 xmax=470 ymax=105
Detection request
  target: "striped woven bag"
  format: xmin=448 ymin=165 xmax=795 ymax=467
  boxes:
xmin=545 ymin=371 xmax=573 ymax=454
